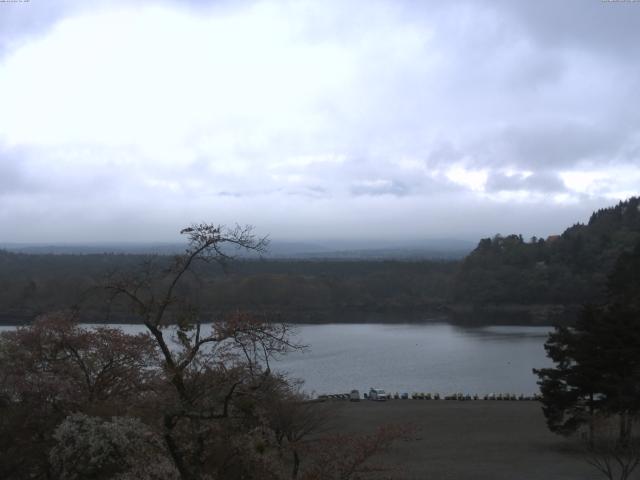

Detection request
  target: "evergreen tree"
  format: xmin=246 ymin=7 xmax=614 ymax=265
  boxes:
xmin=534 ymin=241 xmax=640 ymax=444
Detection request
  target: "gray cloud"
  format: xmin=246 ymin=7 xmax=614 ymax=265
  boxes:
xmin=468 ymin=122 xmax=631 ymax=170
xmin=350 ymin=179 xmax=409 ymax=197
xmin=0 ymin=160 xmax=25 ymax=195
xmin=489 ymin=0 xmax=640 ymax=57
xmin=425 ymin=142 xmax=464 ymax=168
xmin=0 ymin=146 xmax=35 ymax=195
xmin=0 ymin=0 xmax=638 ymax=242
xmin=0 ymin=2 xmax=69 ymax=57
xmin=485 ymin=171 xmax=567 ymax=193
xmin=0 ymin=0 xmax=238 ymax=59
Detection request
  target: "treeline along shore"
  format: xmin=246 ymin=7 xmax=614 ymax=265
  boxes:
xmin=2 ymin=197 xmax=639 ymax=326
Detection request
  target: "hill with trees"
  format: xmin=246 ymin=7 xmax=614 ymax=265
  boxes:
xmin=452 ymin=197 xmax=640 ymax=320
xmin=1 ymin=197 xmax=639 ymax=326
xmin=533 ymin=236 xmax=640 ymax=479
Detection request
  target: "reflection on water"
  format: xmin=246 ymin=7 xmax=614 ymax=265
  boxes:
xmin=458 ymin=325 xmax=552 ymax=341
xmin=0 ymin=321 xmax=552 ymax=396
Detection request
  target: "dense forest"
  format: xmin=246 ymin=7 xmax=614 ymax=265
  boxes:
xmin=0 ymin=253 xmax=456 ymax=324
xmin=1 ymin=197 xmax=639 ymax=325
xmin=454 ymin=197 xmax=640 ymax=307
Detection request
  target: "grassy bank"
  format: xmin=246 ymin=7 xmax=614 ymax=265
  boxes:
xmin=324 ymin=401 xmax=600 ymax=480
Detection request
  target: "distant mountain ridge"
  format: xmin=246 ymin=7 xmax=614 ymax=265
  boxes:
xmin=0 ymin=238 xmax=475 ymax=260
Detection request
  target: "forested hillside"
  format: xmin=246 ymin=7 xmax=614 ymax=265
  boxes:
xmin=453 ymin=197 xmax=640 ymax=307
xmin=0 ymin=253 xmax=455 ymax=324
xmin=2 ymin=197 xmax=639 ymax=325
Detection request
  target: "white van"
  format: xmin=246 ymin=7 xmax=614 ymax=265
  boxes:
xmin=369 ymin=388 xmax=388 ymax=401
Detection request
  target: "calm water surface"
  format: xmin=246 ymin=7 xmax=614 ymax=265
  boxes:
xmin=0 ymin=322 xmax=552 ymax=395
xmin=274 ymin=323 xmax=552 ymax=395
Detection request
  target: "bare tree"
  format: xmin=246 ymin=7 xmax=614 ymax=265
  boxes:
xmin=299 ymin=424 xmax=416 ymax=480
xmin=104 ymin=223 xmax=305 ymax=480
xmin=265 ymin=387 xmax=333 ymax=478
xmin=583 ymin=415 xmax=640 ymax=480
xmin=0 ymin=224 xmax=413 ymax=480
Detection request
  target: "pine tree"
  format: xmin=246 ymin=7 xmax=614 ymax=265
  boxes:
xmin=534 ymin=242 xmax=640 ymax=444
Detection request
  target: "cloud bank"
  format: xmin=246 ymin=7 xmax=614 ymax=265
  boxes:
xmin=0 ymin=0 xmax=638 ymax=242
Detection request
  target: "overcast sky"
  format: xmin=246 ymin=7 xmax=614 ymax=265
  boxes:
xmin=0 ymin=0 xmax=639 ymax=244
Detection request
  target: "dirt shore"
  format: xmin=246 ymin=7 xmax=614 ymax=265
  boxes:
xmin=325 ymin=400 xmax=601 ymax=480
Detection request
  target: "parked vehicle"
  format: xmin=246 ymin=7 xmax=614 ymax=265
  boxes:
xmin=350 ymin=389 xmax=360 ymax=401
xmin=369 ymin=388 xmax=388 ymax=401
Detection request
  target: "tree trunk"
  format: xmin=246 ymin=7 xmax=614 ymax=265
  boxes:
xmin=164 ymin=415 xmax=193 ymax=480
xmin=589 ymin=394 xmax=595 ymax=449
xmin=619 ymin=411 xmax=633 ymax=448
xmin=292 ymin=449 xmax=300 ymax=479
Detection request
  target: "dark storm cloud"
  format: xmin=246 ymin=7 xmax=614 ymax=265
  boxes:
xmin=485 ymin=171 xmax=567 ymax=194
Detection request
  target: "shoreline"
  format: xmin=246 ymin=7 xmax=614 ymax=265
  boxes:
xmin=0 ymin=303 xmax=578 ymax=327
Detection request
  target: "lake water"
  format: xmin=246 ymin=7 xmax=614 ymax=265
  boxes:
xmin=0 ymin=322 xmax=552 ymax=396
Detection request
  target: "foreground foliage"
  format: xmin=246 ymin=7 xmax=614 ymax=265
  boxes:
xmin=534 ymin=241 xmax=640 ymax=441
xmin=535 ymin=241 xmax=640 ymax=479
xmin=0 ymin=224 xmax=410 ymax=480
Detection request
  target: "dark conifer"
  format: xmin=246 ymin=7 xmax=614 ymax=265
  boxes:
xmin=534 ymin=241 xmax=640 ymax=444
